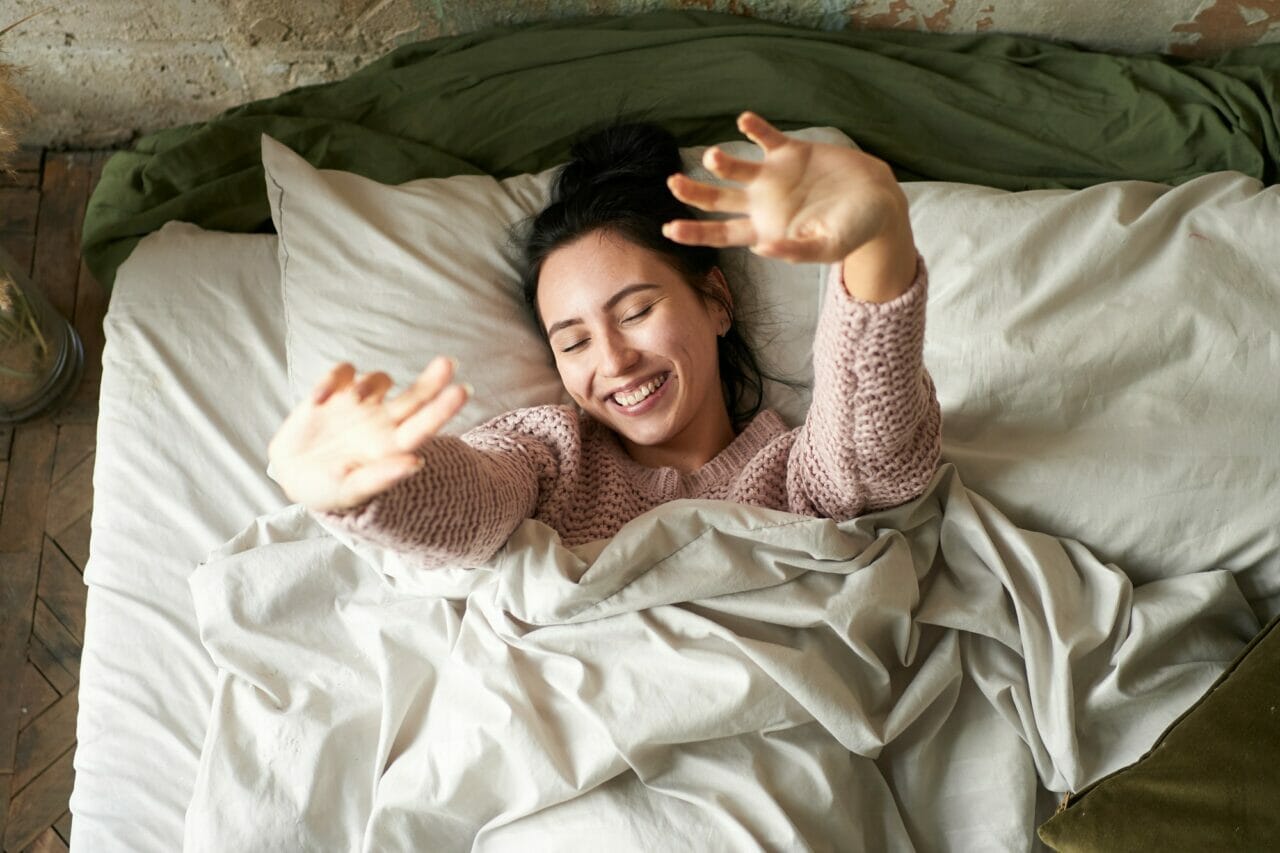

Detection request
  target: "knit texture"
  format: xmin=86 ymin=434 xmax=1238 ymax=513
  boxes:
xmin=317 ymin=257 xmax=941 ymax=569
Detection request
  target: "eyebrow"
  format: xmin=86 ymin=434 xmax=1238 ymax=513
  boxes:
xmin=545 ymin=283 xmax=662 ymax=338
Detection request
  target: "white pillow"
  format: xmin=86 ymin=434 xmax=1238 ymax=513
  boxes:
xmin=263 ymin=127 xmax=858 ymax=432
xmin=908 ymin=174 xmax=1280 ymax=613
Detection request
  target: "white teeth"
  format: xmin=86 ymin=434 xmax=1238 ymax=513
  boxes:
xmin=613 ymin=374 xmax=667 ymax=407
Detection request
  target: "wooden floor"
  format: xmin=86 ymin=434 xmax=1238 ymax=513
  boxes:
xmin=0 ymin=148 xmax=110 ymax=853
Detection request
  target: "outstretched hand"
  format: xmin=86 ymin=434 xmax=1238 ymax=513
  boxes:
xmin=267 ymin=356 xmax=470 ymax=512
xmin=663 ymin=112 xmax=907 ymax=265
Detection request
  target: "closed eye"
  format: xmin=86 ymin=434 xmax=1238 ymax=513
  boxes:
xmin=558 ymin=302 xmax=657 ymax=353
xmin=623 ymin=304 xmax=655 ymax=323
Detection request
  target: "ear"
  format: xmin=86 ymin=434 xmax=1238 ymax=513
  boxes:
xmin=706 ymin=266 xmax=733 ymax=336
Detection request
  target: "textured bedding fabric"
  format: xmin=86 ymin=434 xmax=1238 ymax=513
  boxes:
xmin=82 ymin=9 xmax=1280 ymax=292
xmin=184 ymin=467 xmax=1257 ymax=851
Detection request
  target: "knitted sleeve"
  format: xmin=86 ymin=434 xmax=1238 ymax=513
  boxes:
xmin=311 ymin=406 xmax=570 ymax=570
xmin=785 ymin=254 xmax=942 ymax=518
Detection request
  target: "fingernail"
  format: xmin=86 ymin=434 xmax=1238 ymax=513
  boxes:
xmin=460 ymin=382 xmax=474 ymax=397
xmin=447 ymin=356 xmax=459 ymax=373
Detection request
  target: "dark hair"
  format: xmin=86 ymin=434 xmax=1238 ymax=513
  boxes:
xmin=519 ymin=121 xmax=767 ymax=429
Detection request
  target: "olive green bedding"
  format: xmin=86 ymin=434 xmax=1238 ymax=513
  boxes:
xmin=82 ymin=10 xmax=1280 ymax=293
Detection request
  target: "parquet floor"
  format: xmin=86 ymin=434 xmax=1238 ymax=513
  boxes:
xmin=0 ymin=147 xmax=110 ymax=853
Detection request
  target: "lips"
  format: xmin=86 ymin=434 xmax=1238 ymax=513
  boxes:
xmin=606 ymin=372 xmax=670 ymax=406
xmin=609 ymin=368 xmax=670 ymax=402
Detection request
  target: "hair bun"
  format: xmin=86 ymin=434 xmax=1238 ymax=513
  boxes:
xmin=554 ymin=122 xmax=682 ymax=202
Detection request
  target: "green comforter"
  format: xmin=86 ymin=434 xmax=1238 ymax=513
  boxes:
xmin=82 ymin=10 xmax=1280 ymax=292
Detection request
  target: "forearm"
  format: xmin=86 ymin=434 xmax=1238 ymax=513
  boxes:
xmin=792 ymin=256 xmax=941 ymax=517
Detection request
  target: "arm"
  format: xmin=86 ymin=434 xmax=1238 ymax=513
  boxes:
xmin=794 ymin=164 xmax=940 ymax=515
xmin=788 ymin=256 xmax=941 ymax=518
xmin=661 ymin=111 xmax=940 ymax=516
xmin=315 ymin=413 xmax=558 ymax=570
xmin=268 ymin=357 xmax=558 ymax=570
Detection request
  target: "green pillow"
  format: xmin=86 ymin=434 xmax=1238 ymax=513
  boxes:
xmin=1038 ymin=612 xmax=1280 ymax=851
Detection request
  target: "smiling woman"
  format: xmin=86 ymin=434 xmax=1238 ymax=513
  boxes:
xmin=539 ymin=231 xmax=731 ymax=472
xmin=267 ymin=113 xmax=942 ymax=571
xmin=521 ymin=121 xmax=752 ymax=476
xmin=537 ymin=230 xmax=733 ymax=470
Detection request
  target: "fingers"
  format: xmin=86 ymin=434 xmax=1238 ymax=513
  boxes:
xmin=312 ymin=362 xmax=356 ymax=404
xmin=314 ymin=363 xmax=393 ymax=405
xmin=394 ymin=382 xmax=471 ymax=450
xmin=737 ymin=111 xmax=789 ymax=153
xmin=386 ymin=355 xmax=455 ymax=424
xmin=337 ymin=453 xmax=425 ymax=509
xmin=351 ymin=371 xmax=394 ymax=404
xmin=702 ymin=146 xmax=762 ymax=184
xmin=663 ymin=217 xmax=757 ymax=249
xmin=667 ymin=173 xmax=748 ymax=214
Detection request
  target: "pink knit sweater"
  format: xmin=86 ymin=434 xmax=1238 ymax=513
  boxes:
xmin=318 ymin=257 xmax=941 ymax=570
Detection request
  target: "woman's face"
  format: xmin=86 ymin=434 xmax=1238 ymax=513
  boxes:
xmin=537 ymin=229 xmax=731 ymax=455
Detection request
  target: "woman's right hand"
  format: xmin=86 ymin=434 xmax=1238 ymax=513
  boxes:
xmin=267 ymin=356 xmax=471 ymax=513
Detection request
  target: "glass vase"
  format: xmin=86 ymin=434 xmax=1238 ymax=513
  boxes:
xmin=0 ymin=245 xmax=83 ymax=424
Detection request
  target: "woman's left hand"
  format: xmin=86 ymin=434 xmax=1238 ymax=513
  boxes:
xmin=663 ymin=112 xmax=909 ymax=265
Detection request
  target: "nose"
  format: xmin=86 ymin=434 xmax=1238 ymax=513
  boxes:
xmin=598 ymin=329 xmax=640 ymax=378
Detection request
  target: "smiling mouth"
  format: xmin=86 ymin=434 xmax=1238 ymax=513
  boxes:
xmin=610 ymin=372 xmax=670 ymax=407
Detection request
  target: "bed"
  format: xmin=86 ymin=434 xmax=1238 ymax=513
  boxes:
xmin=70 ymin=11 xmax=1280 ymax=852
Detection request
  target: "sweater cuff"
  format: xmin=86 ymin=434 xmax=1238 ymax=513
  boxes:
xmin=308 ymin=436 xmax=467 ymax=531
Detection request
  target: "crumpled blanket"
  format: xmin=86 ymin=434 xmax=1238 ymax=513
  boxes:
xmin=185 ymin=464 xmax=1257 ymax=851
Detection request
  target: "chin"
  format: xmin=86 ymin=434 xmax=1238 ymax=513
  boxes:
xmin=600 ymin=411 xmax=670 ymax=445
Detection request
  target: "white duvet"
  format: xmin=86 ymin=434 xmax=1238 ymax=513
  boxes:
xmin=184 ymin=465 xmax=1256 ymax=851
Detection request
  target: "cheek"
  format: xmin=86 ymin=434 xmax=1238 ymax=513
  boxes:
xmin=553 ymin=359 xmax=591 ymax=403
xmin=668 ymin=317 xmax=719 ymax=365
xmin=642 ymin=314 xmax=697 ymax=355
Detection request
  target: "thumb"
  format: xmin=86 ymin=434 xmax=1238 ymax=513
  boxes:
xmin=337 ymin=453 xmax=425 ymax=508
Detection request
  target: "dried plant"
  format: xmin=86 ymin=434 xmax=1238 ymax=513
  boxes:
xmin=0 ymin=70 xmax=32 ymax=173
xmin=0 ymin=9 xmax=53 ymax=395
xmin=0 ymin=9 xmax=45 ymax=172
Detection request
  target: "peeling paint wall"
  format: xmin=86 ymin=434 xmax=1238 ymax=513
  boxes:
xmin=3 ymin=0 xmax=1279 ymax=147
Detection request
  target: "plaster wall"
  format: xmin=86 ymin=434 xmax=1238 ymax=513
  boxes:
xmin=3 ymin=0 xmax=1279 ymax=147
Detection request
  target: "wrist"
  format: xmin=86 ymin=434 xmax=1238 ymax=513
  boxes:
xmin=840 ymin=186 xmax=916 ymax=304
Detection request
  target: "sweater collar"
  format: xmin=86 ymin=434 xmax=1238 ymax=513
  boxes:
xmin=588 ymin=408 xmax=788 ymax=497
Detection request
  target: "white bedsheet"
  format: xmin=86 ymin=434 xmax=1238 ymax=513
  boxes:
xmin=71 ymin=223 xmax=293 ymax=851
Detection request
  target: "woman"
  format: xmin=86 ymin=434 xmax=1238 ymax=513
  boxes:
xmin=267 ymin=112 xmax=941 ymax=568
